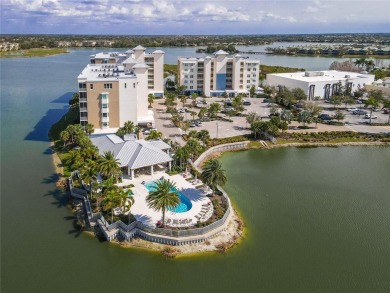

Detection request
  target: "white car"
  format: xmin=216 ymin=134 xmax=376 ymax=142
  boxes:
xmin=364 ymin=114 xmax=377 ymax=119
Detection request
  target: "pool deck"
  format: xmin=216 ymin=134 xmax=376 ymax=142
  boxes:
xmin=117 ymin=172 xmax=213 ymax=228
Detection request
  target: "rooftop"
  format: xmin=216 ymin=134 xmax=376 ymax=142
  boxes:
xmin=90 ymin=135 xmax=172 ymax=169
xmin=268 ymin=70 xmax=375 ymax=82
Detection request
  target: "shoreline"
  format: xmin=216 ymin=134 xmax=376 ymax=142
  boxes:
xmin=49 ymin=139 xmax=388 ymax=256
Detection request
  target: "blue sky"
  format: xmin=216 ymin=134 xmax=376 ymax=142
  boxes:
xmin=1 ymin=0 xmax=389 ymax=34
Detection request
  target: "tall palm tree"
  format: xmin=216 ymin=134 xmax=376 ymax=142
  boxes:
xmin=184 ymin=139 xmax=203 ymax=160
xmin=174 ymin=146 xmax=189 ymax=171
xmin=364 ymin=95 xmax=381 ymax=124
xmin=80 ymin=159 xmax=97 ymax=200
xmin=200 ymin=159 xmax=227 ymax=191
xmin=123 ymin=121 xmax=135 ymax=134
xmin=191 ymin=92 xmax=198 ymax=107
xmin=60 ymin=130 xmax=70 ymax=148
xmin=148 ymin=93 xmax=155 ymax=108
xmin=98 ymin=151 xmax=121 ymax=181
xmin=102 ymin=190 xmax=121 ymax=224
xmin=117 ymin=188 xmax=134 ymax=224
xmin=180 ymin=95 xmax=187 ymax=108
xmin=145 ymin=179 xmax=180 ymax=227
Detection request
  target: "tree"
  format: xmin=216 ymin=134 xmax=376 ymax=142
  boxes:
xmin=280 ymin=109 xmax=293 ymax=124
xmin=298 ymin=110 xmax=313 ymax=127
xmin=180 ymin=95 xmax=187 ymax=108
xmin=342 ymin=96 xmax=355 ymax=109
xmin=292 ymin=88 xmax=306 ymax=101
xmin=165 ymin=92 xmax=176 ymax=106
xmin=200 ymin=159 xmax=227 ymax=191
xmin=147 ymin=130 xmax=162 ymax=140
xmin=304 ymin=101 xmax=323 ymax=118
xmin=98 ymin=151 xmax=121 ymax=181
xmin=174 ymin=147 xmax=189 ymax=171
xmin=365 ymin=59 xmax=375 ymax=72
xmin=85 ymin=123 xmax=94 ymax=136
xmin=232 ymin=95 xmax=244 ymax=113
xmin=354 ymin=58 xmax=366 ymax=69
xmin=190 ymin=111 xmax=197 ymax=121
xmin=80 ymin=159 xmax=97 ymax=200
xmin=250 ymin=85 xmax=256 ymax=98
xmin=69 ymin=92 xmax=79 ymax=108
xmin=364 ymin=92 xmax=382 ymax=124
xmin=246 ymin=111 xmax=259 ymax=128
xmin=60 ymin=130 xmax=70 ymax=148
xmin=180 ymin=121 xmax=190 ymax=134
xmin=102 ymin=190 xmax=121 ymax=224
xmin=197 ymin=129 xmax=210 ymax=146
xmin=116 ymin=120 xmax=135 ymax=138
xmin=383 ymin=99 xmax=390 ymax=124
xmin=191 ymin=92 xmax=198 ymax=107
xmin=329 ymin=95 xmax=343 ymax=110
xmin=148 ymin=93 xmax=155 ymax=108
xmin=333 ymin=110 xmax=345 ymax=122
xmin=146 ymin=179 xmax=180 ymax=227
xmin=198 ymin=107 xmax=207 ymax=121
xmin=176 ymin=85 xmax=186 ymax=96
xmin=184 ymin=139 xmax=203 ymax=160
xmin=208 ymin=103 xmax=221 ymax=119
xmin=250 ymin=120 xmax=263 ymax=139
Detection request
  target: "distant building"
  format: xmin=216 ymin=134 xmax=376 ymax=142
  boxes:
xmin=266 ymin=70 xmax=375 ymax=100
xmin=178 ymin=50 xmax=260 ymax=97
xmin=77 ymin=46 xmax=164 ymax=130
xmin=0 ymin=42 xmax=19 ymax=51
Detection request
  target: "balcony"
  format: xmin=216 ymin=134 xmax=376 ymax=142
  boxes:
xmin=101 ymin=107 xmax=109 ymax=114
xmin=79 ymin=107 xmax=87 ymax=112
xmin=101 ymin=116 xmax=109 ymax=123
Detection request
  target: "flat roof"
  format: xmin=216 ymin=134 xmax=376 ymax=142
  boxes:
xmin=77 ymin=64 xmax=137 ymax=82
xmin=268 ymin=70 xmax=374 ymax=82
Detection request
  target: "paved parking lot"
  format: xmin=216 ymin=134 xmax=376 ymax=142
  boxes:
xmin=152 ymin=96 xmax=390 ymax=144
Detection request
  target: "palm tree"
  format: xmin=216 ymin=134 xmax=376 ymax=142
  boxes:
xmin=80 ymin=159 xmax=97 ymax=199
xmin=60 ymin=130 xmax=70 ymax=148
xmin=197 ymin=129 xmax=210 ymax=146
xmin=148 ymin=93 xmax=155 ymax=108
xmin=117 ymin=188 xmax=134 ymax=224
xmin=147 ymin=130 xmax=162 ymax=140
xmin=174 ymin=147 xmax=189 ymax=171
xmin=98 ymin=151 xmax=121 ymax=181
xmin=184 ymin=139 xmax=203 ymax=160
xmin=198 ymin=108 xmax=207 ymax=121
xmin=383 ymin=99 xmax=390 ymax=124
xmin=123 ymin=121 xmax=135 ymax=134
xmin=180 ymin=95 xmax=187 ymax=108
xmin=200 ymin=159 xmax=227 ymax=191
xmin=250 ymin=120 xmax=262 ymax=139
xmin=67 ymin=149 xmax=83 ymax=170
xmin=145 ymin=179 xmax=180 ymax=227
xmin=191 ymin=92 xmax=198 ymax=107
xmin=84 ymin=123 xmax=94 ymax=136
xmin=190 ymin=111 xmax=197 ymax=121
xmin=364 ymin=95 xmax=381 ymax=124
xmin=102 ymin=190 xmax=121 ymax=224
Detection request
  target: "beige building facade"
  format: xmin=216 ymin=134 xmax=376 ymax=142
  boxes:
xmin=178 ymin=50 xmax=260 ymax=97
xmin=78 ymin=46 xmax=164 ymax=130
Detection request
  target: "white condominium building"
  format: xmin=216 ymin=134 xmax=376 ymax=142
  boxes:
xmin=77 ymin=46 xmax=164 ymax=130
xmin=178 ymin=50 xmax=260 ymax=97
xmin=266 ymin=70 xmax=375 ymax=100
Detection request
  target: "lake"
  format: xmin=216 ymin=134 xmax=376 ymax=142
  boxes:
xmin=1 ymin=49 xmax=390 ymax=293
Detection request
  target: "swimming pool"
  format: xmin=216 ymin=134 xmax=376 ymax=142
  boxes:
xmin=144 ymin=181 xmax=192 ymax=213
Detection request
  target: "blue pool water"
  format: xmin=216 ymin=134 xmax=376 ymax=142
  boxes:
xmin=144 ymin=181 xmax=192 ymax=213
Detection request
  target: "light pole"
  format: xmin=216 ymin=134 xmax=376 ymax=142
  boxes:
xmin=216 ymin=122 xmax=219 ymax=139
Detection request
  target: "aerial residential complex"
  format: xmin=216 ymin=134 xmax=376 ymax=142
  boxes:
xmin=178 ymin=50 xmax=260 ymax=97
xmin=77 ymin=46 xmax=164 ymax=129
xmin=266 ymin=70 xmax=375 ymax=100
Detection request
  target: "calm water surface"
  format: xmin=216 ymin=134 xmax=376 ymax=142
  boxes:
xmin=1 ymin=50 xmax=390 ymax=293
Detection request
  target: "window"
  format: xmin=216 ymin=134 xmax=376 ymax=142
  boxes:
xmin=247 ymin=80 xmax=250 ymax=83
xmin=104 ymin=83 xmax=112 ymax=89
xmin=124 ymin=83 xmax=127 ymax=88
xmin=247 ymin=74 xmax=251 ymax=78
xmin=133 ymin=83 xmax=136 ymax=88
xmin=190 ymin=86 xmax=193 ymax=89
xmin=102 ymin=113 xmax=109 ymax=117
xmin=90 ymin=84 xmax=93 ymax=90
xmin=79 ymin=83 xmax=86 ymax=89
xmin=324 ymin=84 xmax=331 ymax=100
xmin=190 ymin=75 xmax=193 ymax=78
xmin=309 ymin=85 xmax=315 ymax=100
xmin=102 ymin=104 xmax=108 ymax=108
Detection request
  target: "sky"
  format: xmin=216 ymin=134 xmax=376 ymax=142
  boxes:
xmin=1 ymin=0 xmax=389 ymax=35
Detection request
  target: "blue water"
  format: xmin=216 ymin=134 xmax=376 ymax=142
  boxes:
xmin=144 ymin=181 xmax=192 ymax=213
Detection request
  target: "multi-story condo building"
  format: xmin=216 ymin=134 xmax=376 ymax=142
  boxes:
xmin=77 ymin=46 xmax=164 ymax=130
xmin=178 ymin=50 xmax=260 ymax=97
xmin=266 ymin=70 xmax=375 ymax=100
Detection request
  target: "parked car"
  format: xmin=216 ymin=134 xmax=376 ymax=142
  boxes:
xmin=365 ymin=114 xmax=377 ymax=119
xmin=178 ymin=108 xmax=186 ymax=113
xmin=383 ymin=108 xmax=389 ymax=114
xmin=263 ymin=98 xmax=270 ymax=103
xmin=347 ymin=108 xmax=359 ymax=112
xmin=352 ymin=110 xmax=367 ymax=115
xmin=318 ymin=114 xmax=332 ymax=120
xmin=293 ymin=103 xmax=304 ymax=108
xmin=195 ymin=121 xmax=202 ymax=126
xmin=243 ymin=100 xmax=251 ymax=106
xmin=224 ymin=107 xmax=234 ymax=112
xmin=356 ymin=100 xmax=363 ymax=104
xmin=190 ymin=122 xmax=196 ymax=127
